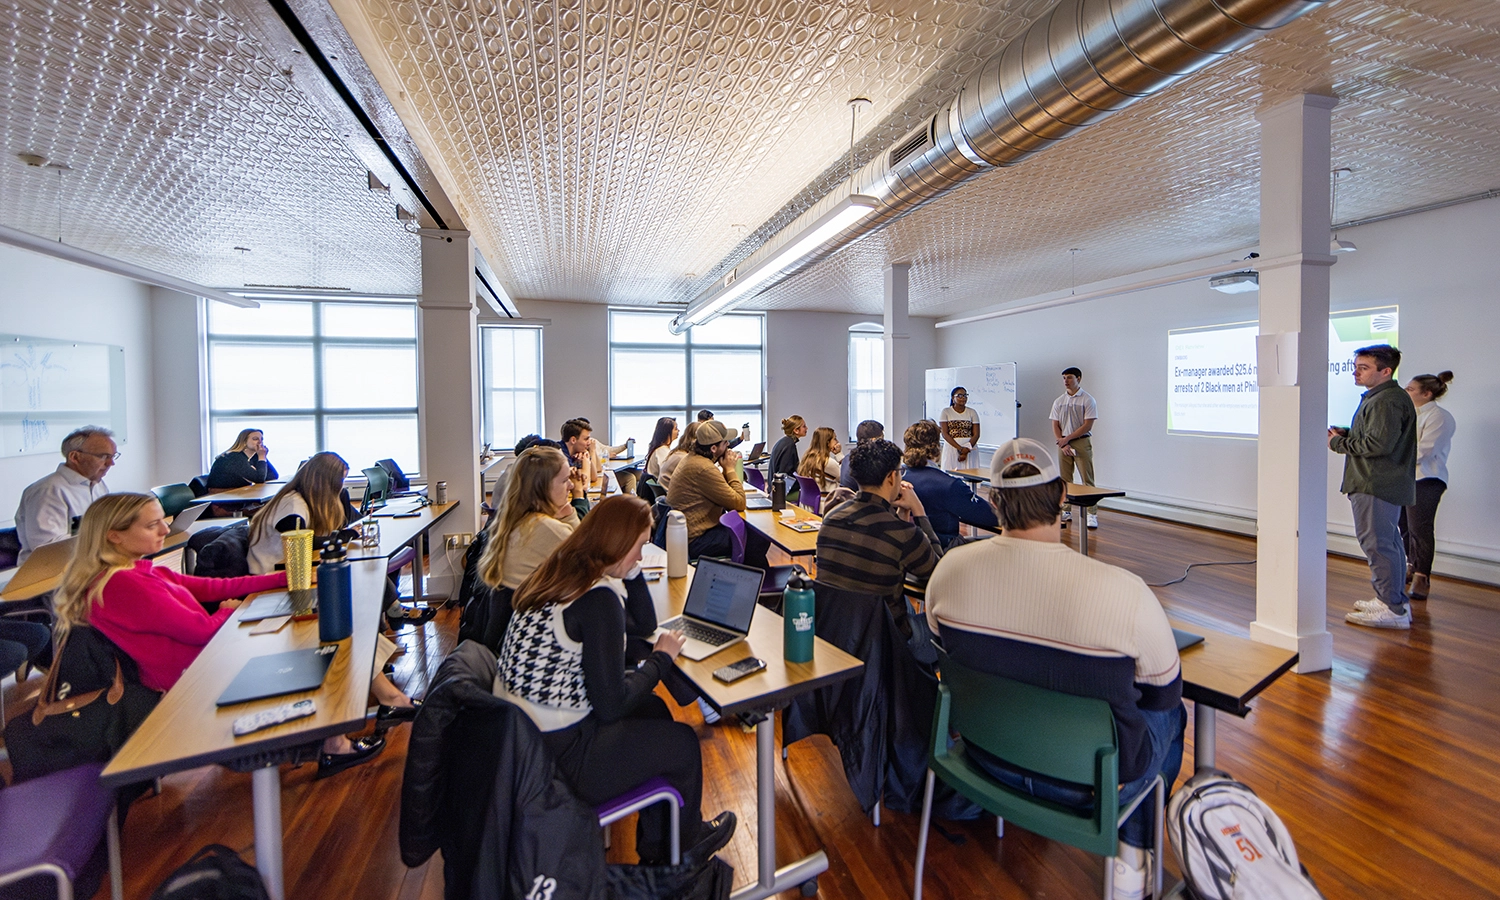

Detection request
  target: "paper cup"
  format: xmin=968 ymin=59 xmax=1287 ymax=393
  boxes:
xmin=281 ymin=529 xmax=315 ymax=590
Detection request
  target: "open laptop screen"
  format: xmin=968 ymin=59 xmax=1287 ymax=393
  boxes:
xmin=683 ymin=558 xmax=763 ymax=632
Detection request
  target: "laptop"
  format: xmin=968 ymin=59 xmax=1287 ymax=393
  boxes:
xmin=656 ymin=557 xmax=764 ymax=660
xmin=0 ymin=536 xmax=78 ymax=598
xmin=167 ymin=501 xmax=209 ymax=535
xmin=744 ymin=494 xmax=773 ymax=510
xmin=216 ymin=644 xmax=339 ymax=706
xmin=237 ymin=588 xmax=319 ymax=622
xmin=745 ymin=441 xmax=767 ymax=461
xmin=1173 ymin=628 xmax=1205 ymax=651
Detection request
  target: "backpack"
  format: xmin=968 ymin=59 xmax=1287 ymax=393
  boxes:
xmin=1167 ymin=773 xmax=1322 ymax=900
xmin=150 ymin=844 xmax=270 ymax=900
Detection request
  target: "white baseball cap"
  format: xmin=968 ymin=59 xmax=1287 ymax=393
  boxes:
xmin=989 ymin=438 xmax=1061 ymax=488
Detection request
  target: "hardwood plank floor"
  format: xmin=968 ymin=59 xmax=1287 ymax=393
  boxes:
xmin=3 ymin=510 xmax=1494 ymax=898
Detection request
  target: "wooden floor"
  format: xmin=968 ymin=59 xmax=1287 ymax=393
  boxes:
xmin=4 ymin=511 xmax=1498 ymax=899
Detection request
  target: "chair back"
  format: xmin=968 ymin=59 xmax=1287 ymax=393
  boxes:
xmin=188 ymin=475 xmax=212 ymax=497
xmin=651 ymin=497 xmax=673 ymax=547
xmin=0 ymin=527 xmax=19 ymax=570
xmin=717 ymin=511 xmax=747 ymax=565
xmin=150 ymin=483 xmax=198 ymax=518
xmin=745 ymin=466 xmax=766 ymax=491
xmin=793 ymin=475 xmax=822 ymax=515
xmin=363 ymin=466 xmax=391 ymax=512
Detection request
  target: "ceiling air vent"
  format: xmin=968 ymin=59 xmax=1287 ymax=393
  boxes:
xmin=887 ymin=118 xmax=937 ymax=170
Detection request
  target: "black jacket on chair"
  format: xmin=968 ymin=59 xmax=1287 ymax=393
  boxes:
xmin=194 ymin=521 xmax=251 ymax=580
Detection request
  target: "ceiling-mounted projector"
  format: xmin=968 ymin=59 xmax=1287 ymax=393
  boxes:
xmin=1209 ymin=271 xmax=1259 ymax=294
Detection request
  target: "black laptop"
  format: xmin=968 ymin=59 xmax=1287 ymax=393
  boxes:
xmin=216 ymin=644 xmax=339 ymax=706
xmin=237 ymin=588 xmax=319 ymax=622
xmin=1173 ymin=628 xmax=1205 ymax=651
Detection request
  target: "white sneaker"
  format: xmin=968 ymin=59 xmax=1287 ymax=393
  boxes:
xmin=1111 ymin=855 xmax=1148 ymax=900
xmin=1061 ymin=509 xmax=1073 ymax=522
xmin=697 ymin=696 xmax=722 ymax=724
xmin=1087 ymin=514 xmax=1099 ymax=529
xmin=1345 ymin=605 xmax=1411 ymax=629
xmin=1353 ymin=597 xmax=1386 ymax=613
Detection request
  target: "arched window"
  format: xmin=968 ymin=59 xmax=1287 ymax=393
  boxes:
xmin=847 ymin=323 xmax=883 ymax=439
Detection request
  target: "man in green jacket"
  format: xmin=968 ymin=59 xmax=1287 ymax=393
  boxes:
xmin=1330 ymin=344 xmax=1418 ymax=629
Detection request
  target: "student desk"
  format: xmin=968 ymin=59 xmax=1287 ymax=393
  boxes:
xmin=348 ymin=500 xmax=458 ymax=604
xmin=0 ymin=530 xmax=194 ymax=603
xmin=101 ymin=558 xmax=390 ymax=900
xmin=951 ymin=469 xmax=1125 ymax=557
xmin=739 ymin=507 xmax=821 ymax=558
xmin=1169 ymin=620 xmax=1299 ymax=772
xmin=206 ymin=481 xmax=286 ymax=504
xmin=652 ymin=563 xmax=862 ymax=900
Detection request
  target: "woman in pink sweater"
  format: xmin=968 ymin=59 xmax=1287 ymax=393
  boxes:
xmin=54 ymin=493 xmax=413 ymax=777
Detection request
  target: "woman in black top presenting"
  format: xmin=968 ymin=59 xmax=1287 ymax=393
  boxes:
xmin=206 ymin=428 xmax=279 ymax=488
xmin=495 ymin=495 xmax=736 ymax=865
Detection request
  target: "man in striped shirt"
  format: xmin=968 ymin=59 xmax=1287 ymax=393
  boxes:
xmin=815 ymin=439 xmax=942 ymax=624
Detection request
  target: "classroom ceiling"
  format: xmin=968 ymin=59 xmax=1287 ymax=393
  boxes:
xmin=2 ymin=0 xmax=1499 ymax=316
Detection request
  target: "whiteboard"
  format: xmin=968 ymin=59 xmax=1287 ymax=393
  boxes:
xmin=0 ymin=334 xmax=127 ymax=458
xmin=925 ymin=364 xmax=1018 ymax=448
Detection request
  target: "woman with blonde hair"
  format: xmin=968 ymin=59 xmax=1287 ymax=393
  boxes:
xmin=797 ymin=427 xmax=843 ymax=493
xmin=902 ymin=419 xmax=997 ymax=546
xmin=496 ymin=495 xmax=736 ymax=866
xmin=206 ymin=428 xmax=278 ymax=489
xmin=656 ymin=420 xmax=700 ymax=488
xmin=56 ymin=493 xmax=414 ymax=777
xmin=768 ymin=415 xmax=806 ymax=483
xmin=478 ymin=446 xmax=581 ymax=592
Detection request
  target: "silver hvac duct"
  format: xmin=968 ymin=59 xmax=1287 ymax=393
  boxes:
xmin=672 ymin=0 xmax=1328 ymax=332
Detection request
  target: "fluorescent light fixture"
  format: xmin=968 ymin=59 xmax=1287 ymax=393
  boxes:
xmin=671 ymin=194 xmax=879 ymax=332
xmin=1331 ymin=237 xmax=1358 ymax=253
xmin=0 ymin=223 xmax=259 ymax=308
xmin=1209 ymin=271 xmax=1259 ymax=294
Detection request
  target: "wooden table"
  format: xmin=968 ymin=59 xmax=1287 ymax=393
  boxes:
xmin=951 ymin=469 xmax=1124 ymax=556
xmin=0 ymin=530 xmax=193 ymax=603
xmin=650 ymin=562 xmax=863 ymax=899
xmin=1170 ymin=619 xmax=1299 ymax=772
xmin=739 ymin=507 xmax=821 ymax=558
xmin=206 ymin=481 xmax=286 ymax=504
xmin=347 ymin=500 xmax=458 ymax=604
xmin=102 ymin=558 xmax=389 ymax=900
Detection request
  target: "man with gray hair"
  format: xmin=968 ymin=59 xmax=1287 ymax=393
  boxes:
xmin=14 ymin=426 xmax=117 ymax=564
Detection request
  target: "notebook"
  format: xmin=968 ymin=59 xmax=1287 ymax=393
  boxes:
xmin=216 ymin=644 xmax=339 ymax=706
xmin=1173 ymin=628 xmax=1205 ymax=651
xmin=237 ymin=589 xmax=319 ymax=622
xmin=656 ymin=557 xmax=763 ymax=660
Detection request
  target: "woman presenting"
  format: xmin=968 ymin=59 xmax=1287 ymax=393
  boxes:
xmin=939 ymin=387 xmax=980 ymax=471
xmin=1400 ymin=371 xmax=1456 ymax=601
xmin=206 ymin=428 xmax=278 ymax=489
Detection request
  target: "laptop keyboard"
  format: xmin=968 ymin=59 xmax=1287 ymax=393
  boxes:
xmin=664 ymin=617 xmax=737 ymax=646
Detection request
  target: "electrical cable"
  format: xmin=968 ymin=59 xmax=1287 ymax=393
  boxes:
xmin=1148 ymin=560 xmax=1256 ymax=588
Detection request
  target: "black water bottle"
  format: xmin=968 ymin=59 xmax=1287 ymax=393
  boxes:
xmin=771 ymin=473 xmax=786 ymax=511
xmin=317 ymin=537 xmax=353 ymax=642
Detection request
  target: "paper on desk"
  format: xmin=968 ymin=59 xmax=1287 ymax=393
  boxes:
xmin=640 ymin=544 xmax=667 ymax=569
xmin=249 ymin=615 xmax=292 ymax=635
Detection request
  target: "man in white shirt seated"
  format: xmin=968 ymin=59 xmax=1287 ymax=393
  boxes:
xmin=925 ymin=438 xmax=1184 ymax=900
xmin=13 ymin=426 xmax=117 ymax=565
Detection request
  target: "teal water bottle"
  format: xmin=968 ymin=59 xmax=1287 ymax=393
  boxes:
xmin=783 ymin=573 xmax=815 ymax=664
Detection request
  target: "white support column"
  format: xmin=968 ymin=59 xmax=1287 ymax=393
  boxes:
xmin=883 ymin=263 xmax=911 ymax=431
xmin=1251 ymin=94 xmax=1337 ymax=673
xmin=418 ymin=231 xmax=481 ymax=598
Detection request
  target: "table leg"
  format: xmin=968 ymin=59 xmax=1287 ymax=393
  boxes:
xmin=1076 ymin=503 xmax=1090 ymax=556
xmin=729 ymin=716 xmax=828 ymax=900
xmin=410 ymin=539 xmax=425 ymax=605
xmin=251 ymin=765 xmax=285 ymax=900
xmin=1194 ymin=704 xmax=1217 ymax=772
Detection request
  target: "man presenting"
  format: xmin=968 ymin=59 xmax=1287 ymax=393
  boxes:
xmin=14 ymin=426 xmax=116 ymax=564
xmin=1050 ymin=366 xmax=1098 ymax=529
xmin=1331 ymin=344 xmax=1418 ymax=630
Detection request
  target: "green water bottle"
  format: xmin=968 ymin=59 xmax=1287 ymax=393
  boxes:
xmin=783 ymin=572 xmax=815 ymax=664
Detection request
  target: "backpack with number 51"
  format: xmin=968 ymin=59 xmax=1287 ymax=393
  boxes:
xmin=1166 ymin=773 xmax=1323 ymax=899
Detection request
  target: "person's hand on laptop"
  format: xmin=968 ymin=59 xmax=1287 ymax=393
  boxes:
xmin=653 ymin=629 xmax=686 ymax=661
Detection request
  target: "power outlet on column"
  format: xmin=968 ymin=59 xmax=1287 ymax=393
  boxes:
xmin=444 ymin=533 xmax=474 ymax=550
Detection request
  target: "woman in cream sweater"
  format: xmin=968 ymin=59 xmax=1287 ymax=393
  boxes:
xmin=478 ymin=446 xmax=585 ymax=591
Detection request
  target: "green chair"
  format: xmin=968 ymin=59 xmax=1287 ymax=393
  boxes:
xmin=913 ymin=653 xmax=1164 ymax=900
xmin=149 ymin=483 xmax=198 ymax=519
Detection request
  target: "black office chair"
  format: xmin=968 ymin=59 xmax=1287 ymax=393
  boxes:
xmin=187 ymin=475 xmax=212 ymax=498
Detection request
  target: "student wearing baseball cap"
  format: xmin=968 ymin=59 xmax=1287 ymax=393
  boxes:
xmin=924 ymin=438 xmax=1184 ymax=900
xmin=664 ymin=419 xmax=767 ymax=566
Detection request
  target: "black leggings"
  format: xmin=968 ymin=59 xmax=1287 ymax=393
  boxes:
xmin=1399 ymin=478 xmax=1447 ymax=577
xmin=0 ymin=620 xmax=49 ymax=676
xmin=540 ymin=694 xmax=704 ymax=862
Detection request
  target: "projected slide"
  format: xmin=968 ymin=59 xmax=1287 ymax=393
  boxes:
xmin=1167 ymin=307 xmax=1399 ymax=437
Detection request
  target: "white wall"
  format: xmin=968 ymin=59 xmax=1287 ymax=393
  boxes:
xmin=150 ymin=288 xmax=207 ymax=480
xmin=935 ymin=198 xmax=1500 ymax=577
xmin=0 ymin=245 xmax=158 ymax=524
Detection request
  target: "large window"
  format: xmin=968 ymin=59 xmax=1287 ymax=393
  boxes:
xmin=849 ymin=323 xmax=884 ymax=439
xmin=608 ymin=310 xmax=764 ymax=450
xmin=480 ymin=325 xmax=544 ymax=451
xmin=205 ymin=299 xmax=420 ymax=475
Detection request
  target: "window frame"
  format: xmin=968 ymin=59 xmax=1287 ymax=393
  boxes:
xmin=607 ymin=310 xmax=766 ymax=446
xmin=479 ymin=324 xmax=546 ymax=451
xmin=202 ymin=297 xmax=421 ymax=474
xmin=848 ymin=323 xmax=884 ymax=440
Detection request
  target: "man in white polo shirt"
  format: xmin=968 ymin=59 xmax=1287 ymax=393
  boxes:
xmin=926 ymin=438 xmax=1183 ymax=900
xmin=14 ymin=426 xmax=116 ymax=565
xmin=1051 ymin=365 xmax=1099 ymax=528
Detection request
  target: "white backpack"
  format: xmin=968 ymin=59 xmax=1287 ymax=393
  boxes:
xmin=1166 ymin=773 xmax=1322 ymax=900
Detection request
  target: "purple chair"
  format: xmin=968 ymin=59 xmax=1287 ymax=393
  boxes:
xmin=793 ymin=476 xmax=823 ymax=516
xmin=745 ymin=466 xmax=766 ymax=492
xmin=718 ymin=512 xmax=803 ymax=606
xmin=0 ymin=762 xmax=122 ymax=900
xmin=597 ymin=777 xmax=684 ymax=865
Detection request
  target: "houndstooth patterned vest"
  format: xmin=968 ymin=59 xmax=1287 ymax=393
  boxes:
xmin=499 ymin=602 xmax=590 ymax=714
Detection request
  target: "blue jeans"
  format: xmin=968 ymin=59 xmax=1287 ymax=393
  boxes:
xmin=1350 ymin=492 xmax=1409 ymax=613
xmin=970 ymin=703 xmax=1186 ymax=849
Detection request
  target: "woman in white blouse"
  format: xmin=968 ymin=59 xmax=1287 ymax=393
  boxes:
xmin=1400 ymin=370 xmax=1456 ymax=601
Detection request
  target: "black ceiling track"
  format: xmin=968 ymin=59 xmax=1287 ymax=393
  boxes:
xmin=263 ymin=0 xmax=449 ymax=231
